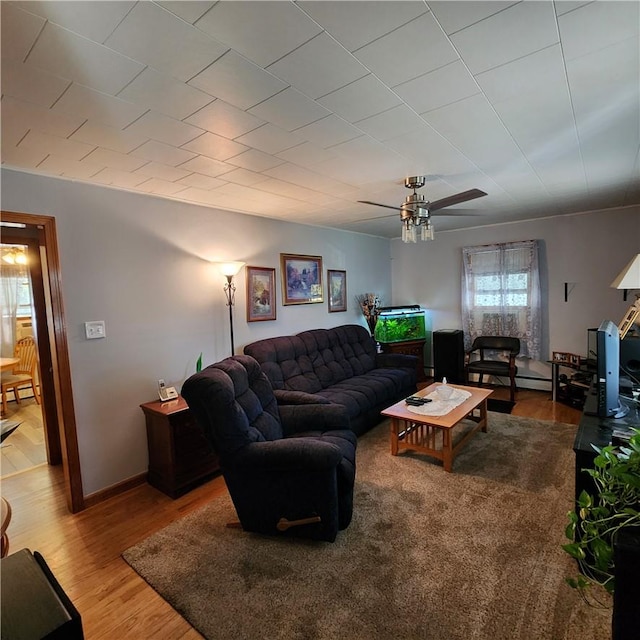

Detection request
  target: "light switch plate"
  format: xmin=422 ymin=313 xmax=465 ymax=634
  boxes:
xmin=85 ymin=320 xmax=106 ymax=339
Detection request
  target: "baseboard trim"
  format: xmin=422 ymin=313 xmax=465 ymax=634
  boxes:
xmin=83 ymin=472 xmax=147 ymax=509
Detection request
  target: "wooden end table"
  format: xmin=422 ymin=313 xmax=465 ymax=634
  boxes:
xmin=381 ymin=383 xmax=493 ymax=472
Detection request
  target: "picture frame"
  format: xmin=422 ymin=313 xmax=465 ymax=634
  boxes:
xmin=246 ymin=266 xmax=276 ymax=322
xmin=280 ymin=253 xmax=323 ymax=305
xmin=327 ymin=269 xmax=347 ymax=312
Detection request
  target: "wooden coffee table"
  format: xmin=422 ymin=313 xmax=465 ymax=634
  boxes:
xmin=382 ymin=383 xmax=493 ymax=472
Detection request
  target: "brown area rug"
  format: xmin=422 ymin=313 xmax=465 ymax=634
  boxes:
xmin=123 ymin=413 xmax=611 ymax=640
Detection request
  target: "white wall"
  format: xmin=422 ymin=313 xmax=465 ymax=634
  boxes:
xmin=391 ymin=206 xmax=640 ymax=385
xmin=1 ymin=168 xmax=392 ymax=496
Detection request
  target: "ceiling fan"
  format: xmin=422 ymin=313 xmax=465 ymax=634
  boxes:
xmin=358 ymin=176 xmax=487 ymax=243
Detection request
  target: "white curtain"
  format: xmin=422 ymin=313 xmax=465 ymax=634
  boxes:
xmin=461 ymin=240 xmax=542 ymax=359
xmin=0 ymin=263 xmax=29 ymax=357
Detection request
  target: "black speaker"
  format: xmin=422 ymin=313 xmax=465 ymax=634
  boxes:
xmin=620 ymin=335 xmax=640 ymax=376
xmin=433 ymin=330 xmax=464 ymax=383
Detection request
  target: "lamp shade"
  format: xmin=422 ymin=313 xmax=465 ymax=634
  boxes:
xmin=611 ymin=254 xmax=640 ymax=289
xmin=218 ymin=261 xmax=245 ymax=278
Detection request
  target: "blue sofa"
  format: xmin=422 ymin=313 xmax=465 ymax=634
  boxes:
xmin=244 ymin=324 xmax=418 ymax=436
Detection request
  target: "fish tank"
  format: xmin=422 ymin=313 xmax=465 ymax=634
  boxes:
xmin=374 ymin=305 xmax=426 ymax=344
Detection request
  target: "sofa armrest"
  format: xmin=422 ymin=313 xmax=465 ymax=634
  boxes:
xmin=375 ymin=352 xmax=419 ymax=369
xmin=280 ymin=403 xmax=350 ymax=435
xmin=231 ymin=438 xmax=343 ymax=471
xmin=273 ymin=389 xmax=331 ymax=405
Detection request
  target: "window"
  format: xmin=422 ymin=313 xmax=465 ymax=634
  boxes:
xmin=462 ymin=240 xmax=542 ymax=359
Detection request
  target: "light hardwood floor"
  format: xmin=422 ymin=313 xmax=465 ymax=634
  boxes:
xmin=0 ymin=387 xmax=581 ymax=640
xmin=1 ymin=396 xmax=47 ymax=476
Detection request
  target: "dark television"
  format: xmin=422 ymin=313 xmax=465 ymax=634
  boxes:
xmin=596 ymin=320 xmax=623 ymax=418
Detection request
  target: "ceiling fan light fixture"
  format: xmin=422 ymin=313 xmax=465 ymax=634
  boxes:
xmin=402 ymin=218 xmax=417 ymax=243
xmin=419 ymin=218 xmax=434 ymax=241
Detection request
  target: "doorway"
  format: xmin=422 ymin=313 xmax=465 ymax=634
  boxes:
xmin=0 ymin=211 xmax=84 ymax=513
xmin=1 ymin=241 xmax=47 ymax=474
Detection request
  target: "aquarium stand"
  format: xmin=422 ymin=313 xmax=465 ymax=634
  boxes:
xmin=380 ymin=339 xmax=427 ymax=382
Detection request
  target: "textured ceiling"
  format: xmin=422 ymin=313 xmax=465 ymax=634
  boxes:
xmin=1 ymin=0 xmax=639 ymax=239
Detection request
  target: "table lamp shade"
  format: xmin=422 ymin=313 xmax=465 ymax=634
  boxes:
xmin=611 ymin=254 xmax=640 ymax=289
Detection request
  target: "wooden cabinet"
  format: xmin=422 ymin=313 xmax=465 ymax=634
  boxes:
xmin=140 ymin=397 xmax=220 ymax=498
xmin=380 ymin=339 xmax=426 ymax=382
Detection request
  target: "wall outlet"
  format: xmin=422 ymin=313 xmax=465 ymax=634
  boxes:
xmin=85 ymin=321 xmax=106 ymax=339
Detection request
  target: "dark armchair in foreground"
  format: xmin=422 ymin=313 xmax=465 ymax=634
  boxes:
xmin=182 ymin=355 xmax=356 ymax=542
xmin=465 ymin=336 xmax=521 ymax=402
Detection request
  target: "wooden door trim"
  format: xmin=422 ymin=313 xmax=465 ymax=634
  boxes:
xmin=2 ymin=211 xmax=84 ymax=512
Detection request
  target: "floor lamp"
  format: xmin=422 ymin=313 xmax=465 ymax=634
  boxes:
xmin=219 ymin=262 xmax=245 ymax=355
xmin=611 ymin=254 xmax=640 ymax=339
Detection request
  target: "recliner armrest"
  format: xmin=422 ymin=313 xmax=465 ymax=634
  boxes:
xmin=273 ymin=389 xmax=331 ymax=405
xmin=375 ymin=352 xmax=418 ymax=369
xmin=231 ymin=439 xmax=343 ymax=471
xmin=280 ymin=403 xmax=350 ymax=434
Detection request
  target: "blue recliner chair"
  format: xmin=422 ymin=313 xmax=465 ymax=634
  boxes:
xmin=181 ymin=355 xmax=356 ymax=542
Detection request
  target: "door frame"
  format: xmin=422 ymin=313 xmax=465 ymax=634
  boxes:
xmin=2 ymin=210 xmax=84 ymax=512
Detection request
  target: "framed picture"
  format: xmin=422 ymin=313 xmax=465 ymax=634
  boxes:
xmin=280 ymin=253 xmax=323 ymax=305
xmin=327 ymin=269 xmax=347 ymax=312
xmin=246 ymin=266 xmax=276 ymax=322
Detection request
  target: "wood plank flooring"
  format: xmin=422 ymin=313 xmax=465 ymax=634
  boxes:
xmin=0 ymin=387 xmax=581 ymax=640
xmin=1 ymin=397 xmax=47 ymax=476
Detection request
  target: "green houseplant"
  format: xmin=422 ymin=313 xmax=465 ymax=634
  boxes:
xmin=563 ymin=427 xmax=640 ymax=605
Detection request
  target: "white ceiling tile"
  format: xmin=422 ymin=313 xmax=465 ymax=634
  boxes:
xmin=298 ymin=1 xmax=428 ymax=52
xmin=178 ymin=186 xmax=224 ymax=203
xmin=383 ymin=125 xmax=479 ymax=177
xmin=267 ymin=32 xmax=368 ymax=99
xmin=214 ymin=182 xmax=268 ymax=202
xmin=38 ymin=154 xmax=105 ymax=179
xmin=566 ymin=37 xmax=640 ymax=132
xmin=135 ymin=178 xmax=189 ymax=196
xmin=276 ymin=142 xmax=339 ymax=167
xmin=18 ymin=130 xmax=95 ymax=161
xmin=422 ymin=94 xmax=525 ymax=172
xmin=0 ymin=3 xmax=46 ymax=62
xmin=104 ymin=1 xmax=228 ymax=82
xmin=195 ymin=0 xmax=322 ymax=67
xmin=84 ymin=147 xmax=148 ymax=172
xmin=125 ymin=111 xmax=203 ymax=147
xmin=92 ymin=167 xmax=150 ymax=189
xmin=51 ymin=83 xmax=148 ymax=128
xmin=178 ymin=155 xmax=232 ymax=178
xmin=185 ymin=100 xmax=265 ymax=139
xmin=130 ymin=140 xmax=196 ymax=166
xmin=395 ymin=60 xmax=480 ymax=114
xmin=318 ymin=75 xmax=402 ymax=123
xmin=428 ymin=1 xmax=518 ymax=35
xmin=219 ymin=168 xmax=271 ymax=187
xmin=188 ymin=50 xmax=288 ymax=110
xmin=450 ymin=2 xmax=558 ymax=74
xmin=264 ymin=162 xmax=356 ymax=196
xmin=558 ymin=1 xmax=639 ymax=61
xmin=70 ymin=121 xmax=148 ymax=154
xmin=254 ymin=177 xmax=323 ymax=202
xmin=354 ymin=12 xmax=459 ymax=86
xmin=295 ymin=115 xmax=363 ymax=148
xmin=1 ymin=145 xmax=48 ymax=169
xmin=225 ymin=149 xmax=285 ymax=172
xmin=554 ymin=2 xmax=592 ymax=17
xmin=475 ymin=45 xmax=567 ymax=104
xmin=235 ymin=123 xmax=304 ymax=155
xmin=248 ymin=88 xmax=330 ymax=132
xmin=16 ymin=0 xmax=136 ymax=43
xmin=156 ymin=1 xmax=215 ymax=24
xmin=1 ymin=95 xmax=85 ymax=138
xmin=182 ymin=131 xmax=249 ymax=161
xmin=134 ymin=162 xmax=191 ymax=183
xmin=354 ymin=105 xmax=427 ymax=142
xmin=1 ymin=58 xmax=70 ymax=107
xmin=26 ymin=22 xmax=145 ymax=95
xmin=118 ymin=68 xmax=214 ymax=120
xmin=175 ymin=173 xmax=226 ymax=190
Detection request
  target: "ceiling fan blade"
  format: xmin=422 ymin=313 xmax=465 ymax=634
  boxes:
xmin=357 ymin=200 xmax=402 ymax=211
xmin=350 ymin=212 xmax=398 ymax=223
xmin=428 ymin=189 xmax=487 ymax=212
